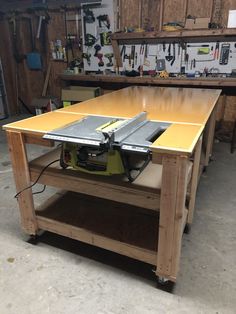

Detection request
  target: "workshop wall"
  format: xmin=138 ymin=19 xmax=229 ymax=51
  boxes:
xmin=186 ymin=0 xmax=213 ymax=19
xmin=47 ymin=11 xmax=68 ymax=98
xmin=0 ymin=20 xmax=17 ymax=114
xmin=119 ymin=0 xmax=162 ymax=31
xmin=162 ymin=0 xmax=187 ymax=24
xmin=0 ymin=14 xmax=47 ymax=114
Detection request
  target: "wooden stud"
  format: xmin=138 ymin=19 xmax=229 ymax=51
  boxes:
xmin=42 ymin=61 xmax=52 ymax=97
xmin=30 ymin=167 xmax=161 ymax=212
xmin=24 ymin=134 xmax=54 ymax=147
xmin=156 ymin=154 xmax=189 ymax=280
xmin=170 ymin=156 xmax=189 ymax=277
xmin=111 ymin=39 xmax=123 ymax=68
xmin=187 ymin=136 xmax=203 ymax=224
xmin=158 ymin=0 xmax=164 ymax=31
xmin=6 ymin=131 xmax=38 ymax=234
xmin=203 ymin=107 xmax=216 ymax=166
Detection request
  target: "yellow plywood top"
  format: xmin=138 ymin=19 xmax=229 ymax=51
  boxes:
xmin=3 ymin=86 xmax=221 ymax=154
xmin=58 ymin=86 xmax=221 ymax=125
xmin=151 ymin=123 xmax=204 ymax=154
xmin=3 ymin=111 xmax=84 ymax=135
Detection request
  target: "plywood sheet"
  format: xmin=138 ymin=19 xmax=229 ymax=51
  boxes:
xmin=162 ymin=0 xmax=187 ymax=24
xmin=142 ymin=0 xmax=162 ymax=31
xmin=119 ymin=0 xmax=142 ymax=29
xmin=187 ymin=0 xmax=213 ymax=18
xmin=36 ymin=191 xmax=159 ymax=251
xmin=3 ymin=112 xmax=84 ymax=134
xmin=151 ymin=123 xmax=203 ymax=154
xmin=58 ymin=86 xmax=221 ymax=125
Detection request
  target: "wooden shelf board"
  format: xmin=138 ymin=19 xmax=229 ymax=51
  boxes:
xmin=111 ymin=29 xmax=236 ymax=41
xmin=30 ymin=148 xmax=161 ymax=211
xmin=60 ymin=74 xmax=236 ymax=87
xmin=36 ymin=191 xmax=158 ymax=265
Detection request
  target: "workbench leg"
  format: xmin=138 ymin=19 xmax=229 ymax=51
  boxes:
xmin=156 ymin=155 xmax=189 ymax=282
xmin=203 ymin=107 xmax=216 ymax=167
xmin=7 ymin=131 xmax=38 ymax=235
xmin=187 ymin=136 xmax=203 ymax=225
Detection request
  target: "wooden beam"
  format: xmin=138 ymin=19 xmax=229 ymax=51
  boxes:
xmin=187 ymin=136 xmax=202 ymax=224
xmin=111 ymin=38 xmax=123 ymax=68
xmin=156 ymin=154 xmax=189 ymax=280
xmin=29 ymin=149 xmax=161 ymax=211
xmin=36 ymin=215 xmax=157 ymax=265
xmin=203 ymin=107 xmax=217 ymax=166
xmin=60 ymin=74 xmax=236 ymax=87
xmin=30 ymin=168 xmax=160 ymax=211
xmin=6 ymin=131 xmax=38 ymax=234
xmin=159 ymin=0 xmax=164 ymax=31
xmin=111 ymin=28 xmax=236 ymax=40
xmin=24 ymin=133 xmax=54 ymax=147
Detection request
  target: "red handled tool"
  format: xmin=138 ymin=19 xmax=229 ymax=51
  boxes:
xmin=214 ymin=41 xmax=220 ymax=60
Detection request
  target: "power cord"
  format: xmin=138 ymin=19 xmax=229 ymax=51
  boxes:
xmin=14 ymin=159 xmax=60 ymax=200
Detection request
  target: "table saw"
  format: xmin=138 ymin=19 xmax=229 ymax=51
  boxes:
xmin=43 ymin=112 xmax=170 ymax=179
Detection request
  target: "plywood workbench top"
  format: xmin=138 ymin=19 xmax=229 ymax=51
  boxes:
xmin=3 ymin=86 xmax=221 ymax=154
xmin=2 ymin=111 xmax=85 ymax=135
xmin=58 ymin=86 xmax=221 ymax=125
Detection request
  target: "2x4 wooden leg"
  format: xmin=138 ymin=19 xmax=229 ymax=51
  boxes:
xmin=7 ymin=131 xmax=38 ymax=235
xmin=156 ymin=154 xmax=189 ymax=282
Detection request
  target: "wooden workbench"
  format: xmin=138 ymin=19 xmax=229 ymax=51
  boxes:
xmin=3 ymin=86 xmax=221 ymax=287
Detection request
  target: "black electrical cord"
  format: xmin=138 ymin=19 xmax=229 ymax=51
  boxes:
xmin=14 ymin=159 xmax=60 ymax=200
xmin=121 ymin=152 xmax=151 ymax=182
xmin=32 ymin=185 xmax=46 ymax=195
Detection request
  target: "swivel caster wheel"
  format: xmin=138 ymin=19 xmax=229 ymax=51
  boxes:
xmin=156 ymin=276 xmax=175 ymax=292
xmin=27 ymin=234 xmax=39 ymax=245
xmin=184 ymin=223 xmax=191 ymax=234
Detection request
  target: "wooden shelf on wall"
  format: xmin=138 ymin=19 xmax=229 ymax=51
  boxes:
xmin=111 ymin=28 xmax=236 ymax=42
xmin=60 ymin=74 xmax=236 ymax=88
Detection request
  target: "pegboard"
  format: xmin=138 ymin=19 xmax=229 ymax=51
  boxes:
xmin=81 ymin=0 xmax=116 ymax=71
xmin=119 ymin=41 xmax=236 ymax=75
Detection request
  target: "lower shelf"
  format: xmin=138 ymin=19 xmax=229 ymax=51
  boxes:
xmin=36 ymin=191 xmax=158 ymax=265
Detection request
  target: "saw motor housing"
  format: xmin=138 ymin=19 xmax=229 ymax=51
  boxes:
xmin=60 ymin=143 xmax=125 ymax=176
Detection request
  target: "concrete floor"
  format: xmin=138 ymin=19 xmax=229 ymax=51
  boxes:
xmin=0 ymin=115 xmax=236 ymax=314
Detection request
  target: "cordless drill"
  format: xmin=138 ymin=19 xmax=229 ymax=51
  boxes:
xmin=82 ymin=53 xmax=91 ymax=66
xmin=104 ymin=53 xmax=113 ymax=67
xmin=94 ymin=44 xmax=104 ymax=67
xmin=97 ymin=15 xmax=110 ymax=29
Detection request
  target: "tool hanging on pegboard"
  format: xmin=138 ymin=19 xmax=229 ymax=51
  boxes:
xmin=83 ymin=7 xmax=97 ymax=47
xmin=94 ymin=44 xmax=104 ymax=66
xmin=81 ymin=0 xmax=115 ymax=71
xmin=104 ymin=53 xmax=113 ymax=67
xmin=97 ymin=14 xmax=110 ymax=29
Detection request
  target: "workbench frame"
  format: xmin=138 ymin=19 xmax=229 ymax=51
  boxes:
xmin=6 ymin=109 xmax=215 ymax=284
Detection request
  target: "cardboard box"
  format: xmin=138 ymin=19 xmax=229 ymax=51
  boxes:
xmin=102 ymin=89 xmax=115 ymax=95
xmin=61 ymin=86 xmax=101 ymax=102
xmin=185 ymin=17 xmax=210 ymax=29
xmin=30 ymin=96 xmax=59 ymax=115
